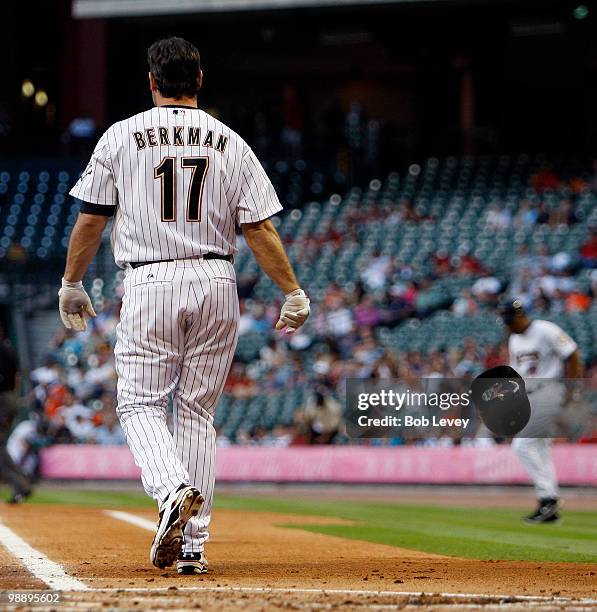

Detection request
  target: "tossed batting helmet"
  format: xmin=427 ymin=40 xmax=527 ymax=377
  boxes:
xmin=470 ymin=365 xmax=531 ymax=437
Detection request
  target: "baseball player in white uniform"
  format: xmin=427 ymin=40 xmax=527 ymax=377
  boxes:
xmin=499 ymin=299 xmax=582 ymax=523
xmin=58 ymin=37 xmax=310 ymax=573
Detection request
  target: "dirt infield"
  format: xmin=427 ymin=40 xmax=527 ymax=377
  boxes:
xmin=0 ymin=503 xmax=596 ymax=609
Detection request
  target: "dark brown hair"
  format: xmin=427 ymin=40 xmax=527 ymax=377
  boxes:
xmin=147 ymin=37 xmax=201 ymax=99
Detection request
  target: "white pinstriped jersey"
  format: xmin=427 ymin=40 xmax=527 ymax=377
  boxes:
xmin=69 ymin=105 xmax=283 ymax=268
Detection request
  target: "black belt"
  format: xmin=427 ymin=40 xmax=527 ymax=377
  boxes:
xmin=130 ymin=253 xmax=233 ymax=269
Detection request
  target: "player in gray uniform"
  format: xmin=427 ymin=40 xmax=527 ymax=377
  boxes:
xmin=0 ymin=332 xmax=32 ymax=504
xmin=58 ymin=37 xmax=310 ymax=573
xmin=499 ymin=300 xmax=583 ymax=523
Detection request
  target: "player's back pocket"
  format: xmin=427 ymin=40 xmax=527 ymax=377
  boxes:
xmin=128 ymin=263 xmax=176 ymax=288
xmin=210 ymin=275 xmax=236 ymax=286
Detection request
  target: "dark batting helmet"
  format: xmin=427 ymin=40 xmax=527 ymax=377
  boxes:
xmin=470 ymin=365 xmax=531 ymax=437
xmin=497 ymin=298 xmax=525 ymax=326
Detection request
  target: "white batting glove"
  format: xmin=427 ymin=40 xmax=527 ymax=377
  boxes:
xmin=275 ymin=288 xmax=310 ymax=334
xmin=58 ymin=278 xmax=96 ymax=332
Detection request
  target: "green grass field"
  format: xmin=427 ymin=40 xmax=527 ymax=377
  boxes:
xmin=2 ymin=487 xmax=596 ymax=563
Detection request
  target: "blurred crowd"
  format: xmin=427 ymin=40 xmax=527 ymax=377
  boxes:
xmin=6 ymin=164 xmax=597 ymax=466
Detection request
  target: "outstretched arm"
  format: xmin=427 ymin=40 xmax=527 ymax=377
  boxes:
xmin=242 ymin=218 xmax=309 ymax=333
xmin=242 ymin=219 xmax=299 ymax=294
xmin=59 ymin=212 xmax=109 ymax=331
xmin=64 ymin=213 xmax=109 ymax=282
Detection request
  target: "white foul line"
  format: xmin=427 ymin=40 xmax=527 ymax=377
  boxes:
xmin=0 ymin=520 xmax=88 ymax=591
xmin=80 ymin=586 xmax=597 ymax=606
xmin=104 ymin=510 xmax=156 ymax=532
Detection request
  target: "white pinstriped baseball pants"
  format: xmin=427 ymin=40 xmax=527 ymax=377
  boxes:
xmin=115 ymin=258 xmax=239 ymax=553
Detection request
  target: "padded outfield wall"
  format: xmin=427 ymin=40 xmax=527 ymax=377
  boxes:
xmin=40 ymin=444 xmax=597 ymax=485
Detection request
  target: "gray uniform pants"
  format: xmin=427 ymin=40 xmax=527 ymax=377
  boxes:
xmin=511 ymin=383 xmax=564 ymax=500
xmin=0 ymin=392 xmax=31 ymax=497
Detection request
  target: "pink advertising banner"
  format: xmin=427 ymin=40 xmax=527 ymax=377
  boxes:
xmin=40 ymin=444 xmax=597 ymax=485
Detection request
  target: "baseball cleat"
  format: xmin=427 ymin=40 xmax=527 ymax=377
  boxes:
xmin=7 ymin=489 xmax=32 ymax=504
xmin=177 ymin=551 xmax=209 ymax=575
xmin=523 ymin=498 xmax=560 ymax=524
xmin=150 ymin=485 xmax=204 ymax=569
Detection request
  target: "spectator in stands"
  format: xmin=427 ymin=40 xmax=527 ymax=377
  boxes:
xmin=353 ymin=295 xmax=383 ymax=328
xmin=457 ymin=338 xmax=484 ymax=374
xmin=323 ymin=294 xmax=354 ymax=337
xmin=93 ymin=300 xmax=120 ymax=338
xmin=382 ymin=288 xmax=415 ymax=327
xmin=224 ymin=363 xmax=257 ymax=399
xmin=238 ymin=301 xmax=255 ymax=336
xmin=44 ymin=380 xmax=71 ymax=420
xmin=239 ymin=302 xmax=271 ymax=335
xmin=577 ymin=415 xmax=597 ymax=444
xmin=261 ymin=424 xmax=293 ymax=447
xmin=426 ymin=351 xmax=448 ymax=378
xmin=6 ymin=242 xmax=27 ymax=263
xmin=565 ymin=289 xmax=591 ymax=313
xmin=92 ymin=392 xmax=117 ymax=424
xmin=259 ymin=338 xmax=287 ymax=369
xmin=521 ymin=244 xmax=552 ymax=276
xmin=534 ymin=255 xmax=575 ymax=301
xmin=531 ymin=165 xmax=560 ymax=192
xmin=433 ymin=249 xmax=452 ymax=276
xmin=510 ymin=245 xmax=536 ymax=279
xmin=93 ymin=409 xmax=126 ymax=445
xmin=485 ymin=203 xmax=511 ymax=230
xmin=83 ymin=342 xmax=116 ymax=393
xmin=388 ymin=280 xmax=417 ymax=311
xmin=55 ymin=389 xmax=93 ymax=441
xmin=452 ymin=289 xmax=478 ymax=316
xmin=371 ymin=350 xmax=401 ymax=379
xmin=31 ymin=356 xmax=61 ymax=387
xmin=471 ymin=275 xmax=501 ymax=304
xmin=66 ymin=412 xmax=96 ymax=442
xmin=535 ymin=202 xmax=550 ymax=225
xmin=454 ymin=246 xmax=484 ymax=276
xmin=302 ymin=388 xmax=343 ymax=444
xmin=513 ymin=201 xmax=538 ymax=228
xmin=237 ymin=272 xmax=259 ymax=300
xmin=234 ymin=428 xmax=254 ymax=445
xmin=550 ymin=198 xmax=577 ymax=226
xmin=398 ymin=199 xmax=421 ymax=222
xmin=353 ymin=329 xmax=383 ymax=373
xmin=483 ymin=343 xmax=508 ymax=370
xmin=532 ymin=293 xmax=551 ymax=315
xmin=215 ymin=428 xmax=232 ymax=448
xmin=580 ymin=226 xmax=597 ymax=268
xmin=361 ymin=250 xmax=392 ymax=290
xmin=249 ymin=303 xmax=271 ymax=334
xmin=46 ymin=414 xmax=75 ymax=445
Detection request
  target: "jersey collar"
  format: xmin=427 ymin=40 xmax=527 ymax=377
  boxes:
xmin=160 ymin=104 xmax=198 ymax=109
